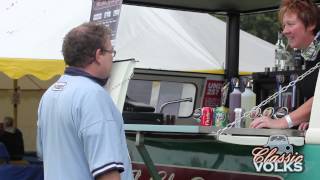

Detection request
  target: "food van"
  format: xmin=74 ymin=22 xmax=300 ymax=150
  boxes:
xmin=114 ymin=64 xmax=320 ymax=180
xmin=110 ymin=1 xmax=320 ymax=180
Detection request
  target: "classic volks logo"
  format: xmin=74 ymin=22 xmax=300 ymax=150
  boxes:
xmin=252 ymin=135 xmax=304 ymax=173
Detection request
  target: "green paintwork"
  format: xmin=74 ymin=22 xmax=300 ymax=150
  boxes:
xmin=126 ymin=135 xmax=320 ymax=180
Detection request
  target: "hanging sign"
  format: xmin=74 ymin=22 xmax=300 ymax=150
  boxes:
xmin=90 ymin=0 xmax=123 ymax=46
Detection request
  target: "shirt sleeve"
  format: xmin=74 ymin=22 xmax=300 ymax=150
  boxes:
xmin=36 ymin=101 xmax=43 ymax=160
xmin=78 ymin=89 xmax=125 ymax=178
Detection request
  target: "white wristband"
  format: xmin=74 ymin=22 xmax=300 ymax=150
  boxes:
xmin=284 ymin=115 xmax=293 ymax=128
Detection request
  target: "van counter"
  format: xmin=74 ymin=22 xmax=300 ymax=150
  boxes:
xmin=125 ymin=125 xmax=319 ymax=180
xmin=125 ymin=124 xmax=304 ymax=146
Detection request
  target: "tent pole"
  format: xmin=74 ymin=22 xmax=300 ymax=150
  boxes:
xmin=13 ymin=79 xmax=18 ymax=128
xmin=225 ymin=12 xmax=240 ymax=81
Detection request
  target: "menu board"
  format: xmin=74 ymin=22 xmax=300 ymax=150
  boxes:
xmin=90 ymin=0 xmax=123 ymax=46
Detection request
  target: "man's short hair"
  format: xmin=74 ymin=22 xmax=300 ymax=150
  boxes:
xmin=62 ymin=22 xmax=112 ymax=67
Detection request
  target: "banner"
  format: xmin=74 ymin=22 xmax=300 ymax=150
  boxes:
xmin=90 ymin=0 xmax=123 ymax=46
xmin=202 ymin=79 xmax=224 ymax=107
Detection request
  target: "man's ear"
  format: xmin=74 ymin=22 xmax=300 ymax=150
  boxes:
xmin=94 ymin=48 xmax=102 ymax=65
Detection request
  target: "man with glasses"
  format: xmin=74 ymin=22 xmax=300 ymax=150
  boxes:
xmin=37 ymin=22 xmax=133 ymax=180
xmin=103 ymin=48 xmax=116 ymax=58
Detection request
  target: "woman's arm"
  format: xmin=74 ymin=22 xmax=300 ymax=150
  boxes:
xmin=250 ymin=97 xmax=313 ymax=129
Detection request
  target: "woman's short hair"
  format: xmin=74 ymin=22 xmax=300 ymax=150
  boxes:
xmin=279 ymin=0 xmax=320 ymax=34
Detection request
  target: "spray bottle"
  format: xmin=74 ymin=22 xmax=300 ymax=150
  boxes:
xmin=241 ymin=79 xmax=256 ymax=128
xmin=229 ymin=78 xmax=241 ymax=123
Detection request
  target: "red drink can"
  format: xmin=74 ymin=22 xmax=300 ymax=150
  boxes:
xmin=200 ymin=107 xmax=214 ymax=126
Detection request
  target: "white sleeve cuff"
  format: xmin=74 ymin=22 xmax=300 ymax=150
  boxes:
xmin=92 ymin=162 xmax=124 ymax=178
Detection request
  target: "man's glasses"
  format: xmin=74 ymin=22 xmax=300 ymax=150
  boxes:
xmin=102 ymin=48 xmax=116 ymax=57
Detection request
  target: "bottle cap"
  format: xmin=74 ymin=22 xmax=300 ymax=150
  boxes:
xmin=246 ymin=79 xmax=252 ymax=88
xmin=285 ymin=66 xmax=290 ymax=71
xmin=231 ymin=77 xmax=239 ymax=88
xmin=265 ymin=67 xmax=270 ymax=72
xmin=272 ymin=67 xmax=278 ymax=72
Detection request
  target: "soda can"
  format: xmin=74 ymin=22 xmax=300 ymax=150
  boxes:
xmin=214 ymin=106 xmax=228 ymax=128
xmin=200 ymin=107 xmax=214 ymax=126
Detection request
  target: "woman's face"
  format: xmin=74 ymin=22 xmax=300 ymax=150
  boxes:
xmin=282 ymin=12 xmax=315 ymax=49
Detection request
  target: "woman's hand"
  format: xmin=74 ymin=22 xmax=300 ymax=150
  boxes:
xmin=250 ymin=116 xmax=288 ymax=129
xmin=298 ymin=122 xmax=309 ymax=130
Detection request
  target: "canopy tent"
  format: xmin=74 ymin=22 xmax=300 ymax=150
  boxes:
xmin=0 ymin=0 xmax=277 ymax=152
xmin=0 ymin=0 xmax=92 ymax=143
xmin=116 ymin=5 xmax=275 ymax=73
xmin=0 ymin=0 xmax=274 ymax=81
xmin=0 ymin=0 xmax=90 ymax=80
xmin=122 ymin=0 xmax=320 ymax=79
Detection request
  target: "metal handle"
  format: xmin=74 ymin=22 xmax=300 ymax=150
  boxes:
xmin=159 ymin=97 xmax=193 ymax=114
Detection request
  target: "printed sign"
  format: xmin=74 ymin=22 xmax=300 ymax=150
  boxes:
xmin=252 ymin=135 xmax=304 ymax=173
xmin=202 ymin=80 xmax=224 ymax=107
xmin=90 ymin=0 xmax=123 ymax=46
xmin=132 ymin=162 xmax=282 ymax=180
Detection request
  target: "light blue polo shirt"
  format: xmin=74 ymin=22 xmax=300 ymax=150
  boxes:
xmin=37 ymin=75 xmax=133 ymax=180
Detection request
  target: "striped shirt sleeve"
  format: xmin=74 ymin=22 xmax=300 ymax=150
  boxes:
xmin=92 ymin=162 xmax=124 ymax=178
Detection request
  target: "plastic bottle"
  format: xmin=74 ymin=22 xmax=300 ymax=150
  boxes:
xmin=275 ymin=32 xmax=286 ymax=70
xmin=241 ymin=80 xmax=256 ymax=128
xmin=229 ymin=79 xmax=241 ymax=123
xmin=293 ymin=49 xmax=303 ymax=70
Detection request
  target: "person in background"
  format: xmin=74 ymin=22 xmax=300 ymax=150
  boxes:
xmin=0 ymin=120 xmax=4 ymax=136
xmin=251 ymin=0 xmax=320 ymax=130
xmin=0 ymin=116 xmax=24 ymax=160
xmin=37 ymin=22 xmax=133 ymax=180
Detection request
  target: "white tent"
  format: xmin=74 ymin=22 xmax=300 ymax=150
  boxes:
xmin=116 ymin=5 xmax=275 ymax=72
xmin=0 ymin=0 xmax=275 ymax=151
xmin=0 ymin=0 xmax=275 ymax=78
